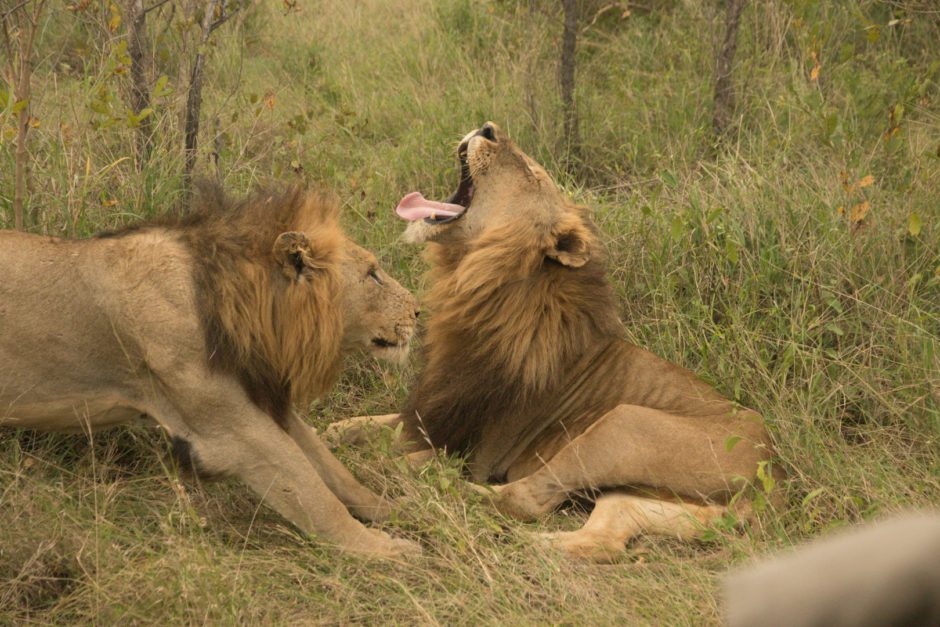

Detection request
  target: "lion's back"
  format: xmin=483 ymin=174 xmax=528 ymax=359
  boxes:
xmin=0 ymin=229 xmax=202 ymax=426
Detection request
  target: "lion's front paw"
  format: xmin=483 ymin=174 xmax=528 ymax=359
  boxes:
xmin=486 ymin=483 xmax=552 ymax=522
xmin=356 ymin=528 xmax=422 ymax=559
xmin=322 ymin=421 xmax=365 ymax=448
xmin=349 ymin=497 xmax=393 ymax=523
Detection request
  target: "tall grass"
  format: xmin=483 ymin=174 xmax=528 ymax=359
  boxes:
xmin=1 ymin=0 xmax=938 ymax=623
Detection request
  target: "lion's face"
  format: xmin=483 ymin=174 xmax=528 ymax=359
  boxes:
xmin=398 ymin=123 xmax=582 ymax=260
xmin=339 ymin=242 xmax=418 ymax=363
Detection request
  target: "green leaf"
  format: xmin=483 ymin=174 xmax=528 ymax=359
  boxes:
xmin=826 ymin=323 xmax=844 ymax=336
xmin=113 ymin=40 xmax=130 ymax=65
xmin=908 ymin=213 xmax=922 ymax=237
xmin=725 ymin=435 xmax=743 ymax=452
xmin=724 ymin=239 xmax=739 ymax=264
xmin=90 ymin=99 xmax=110 ymax=115
xmin=892 ymin=103 xmax=905 ymax=123
xmin=801 ymin=487 xmax=826 ymax=508
xmin=838 ymin=43 xmax=855 ymax=62
xmin=670 ymin=215 xmax=684 ymax=241
xmin=756 ymin=461 xmax=776 ymax=494
xmin=12 ymin=99 xmax=28 ymax=114
xmin=152 ymin=75 xmax=170 ymax=99
xmin=662 ymin=171 xmax=678 ymax=188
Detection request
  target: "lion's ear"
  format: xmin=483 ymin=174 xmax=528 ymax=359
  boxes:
xmin=273 ymin=231 xmax=318 ymax=280
xmin=545 ymin=220 xmax=591 ymax=268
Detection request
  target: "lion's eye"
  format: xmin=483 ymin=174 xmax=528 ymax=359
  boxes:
xmin=367 ymin=268 xmax=383 ymax=285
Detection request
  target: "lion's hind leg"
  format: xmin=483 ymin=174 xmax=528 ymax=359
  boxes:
xmin=493 ymin=403 xmax=769 ymax=521
xmin=541 ymin=492 xmax=725 ymax=563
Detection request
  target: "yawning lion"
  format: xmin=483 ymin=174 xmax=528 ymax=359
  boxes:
xmin=330 ymin=124 xmax=780 ymax=562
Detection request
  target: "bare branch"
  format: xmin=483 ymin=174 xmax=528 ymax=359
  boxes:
xmin=183 ymin=0 xmax=221 ymax=191
xmin=209 ymin=5 xmax=239 ymax=33
xmin=1 ymin=0 xmax=33 ymax=20
xmin=560 ymin=0 xmax=580 ymax=160
xmin=3 ymin=0 xmax=47 ymax=230
xmin=1 ymin=14 xmax=17 ymax=86
xmin=142 ymin=0 xmax=172 ymax=15
xmin=127 ymin=0 xmax=154 ymax=167
xmin=713 ymin=0 xmax=747 ymax=142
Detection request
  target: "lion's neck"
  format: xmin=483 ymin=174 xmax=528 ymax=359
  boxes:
xmin=401 ymin=242 xmax=623 ymax=476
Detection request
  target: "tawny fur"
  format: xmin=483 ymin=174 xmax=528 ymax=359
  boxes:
xmin=182 ymin=185 xmax=345 ymax=423
xmin=1 ymin=184 xmax=420 ymax=557
xmin=329 ymin=124 xmax=779 ymax=561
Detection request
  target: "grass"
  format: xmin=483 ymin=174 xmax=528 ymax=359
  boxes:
xmin=2 ymin=0 xmax=939 ymax=623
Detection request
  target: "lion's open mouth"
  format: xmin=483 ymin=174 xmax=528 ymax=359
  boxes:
xmin=395 ymin=141 xmax=474 ymax=224
xmin=369 ymin=335 xmax=410 ymax=364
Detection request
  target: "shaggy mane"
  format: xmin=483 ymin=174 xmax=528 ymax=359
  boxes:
xmin=400 ymin=209 xmax=624 ymax=478
xmin=174 ymin=183 xmax=345 ymax=427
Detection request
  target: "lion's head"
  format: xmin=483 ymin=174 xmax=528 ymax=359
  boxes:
xmin=183 ymin=184 xmax=417 ymax=426
xmin=396 ymin=122 xmax=591 ymax=270
xmin=338 ymin=242 xmax=418 ymax=364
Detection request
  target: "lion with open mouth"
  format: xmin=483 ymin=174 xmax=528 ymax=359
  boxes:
xmin=331 ymin=123 xmax=780 ymax=562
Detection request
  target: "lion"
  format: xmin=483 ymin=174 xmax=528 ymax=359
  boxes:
xmin=328 ymin=123 xmax=780 ymax=562
xmin=0 ymin=184 xmax=420 ymax=558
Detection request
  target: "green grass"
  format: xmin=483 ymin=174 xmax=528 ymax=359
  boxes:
xmin=2 ymin=0 xmax=939 ymax=623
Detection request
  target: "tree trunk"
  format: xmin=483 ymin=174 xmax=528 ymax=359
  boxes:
xmin=13 ymin=79 xmax=28 ymax=230
xmin=560 ymin=0 xmax=579 ymax=156
xmin=127 ymin=0 xmax=153 ymax=168
xmin=713 ymin=0 xmax=747 ymax=142
xmin=183 ymin=0 xmax=220 ymax=191
xmin=1 ymin=0 xmax=46 ymax=230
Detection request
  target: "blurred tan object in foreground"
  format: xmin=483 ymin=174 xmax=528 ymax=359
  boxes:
xmin=725 ymin=513 xmax=940 ymax=627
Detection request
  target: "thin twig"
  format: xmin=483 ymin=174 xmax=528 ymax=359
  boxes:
xmin=1 ymin=0 xmax=32 ymax=20
xmin=0 ymin=14 xmax=16 ymax=86
xmin=209 ymin=6 xmax=239 ymax=33
xmin=142 ymin=0 xmax=171 ymax=16
xmin=560 ymin=0 xmax=580 ymax=161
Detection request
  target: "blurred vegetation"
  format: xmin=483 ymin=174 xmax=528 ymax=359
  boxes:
xmin=1 ymin=0 xmax=938 ymax=623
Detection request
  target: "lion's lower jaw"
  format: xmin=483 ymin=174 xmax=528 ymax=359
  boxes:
xmin=401 ymin=220 xmax=439 ymax=244
xmin=370 ymin=345 xmax=410 ymax=365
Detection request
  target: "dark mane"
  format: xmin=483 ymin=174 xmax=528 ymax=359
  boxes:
xmin=400 ymin=219 xmax=623 ymax=480
xmin=104 ymin=182 xmax=345 ymax=430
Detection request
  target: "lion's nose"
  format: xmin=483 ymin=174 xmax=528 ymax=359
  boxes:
xmin=477 ymin=123 xmax=496 ymax=142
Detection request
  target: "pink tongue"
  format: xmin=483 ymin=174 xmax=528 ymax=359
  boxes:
xmin=395 ymin=192 xmax=462 ymax=222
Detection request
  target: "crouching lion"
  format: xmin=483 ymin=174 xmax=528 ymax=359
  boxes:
xmin=0 ymin=184 xmax=420 ymax=558
xmin=329 ymin=123 xmax=781 ymax=562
